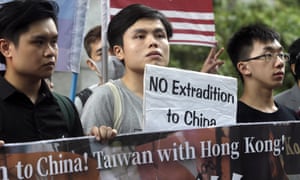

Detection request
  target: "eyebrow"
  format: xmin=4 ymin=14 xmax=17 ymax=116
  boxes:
xmin=263 ymin=46 xmax=283 ymax=52
xmin=30 ymin=34 xmax=58 ymax=40
xmin=133 ymin=27 xmax=166 ymax=34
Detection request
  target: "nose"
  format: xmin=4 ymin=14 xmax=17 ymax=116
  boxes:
xmin=44 ymin=43 xmax=58 ymax=58
xmin=274 ymin=55 xmax=284 ymax=68
xmin=148 ymin=35 xmax=158 ymax=48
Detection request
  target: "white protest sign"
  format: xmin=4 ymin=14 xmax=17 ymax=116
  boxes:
xmin=143 ymin=64 xmax=237 ymax=132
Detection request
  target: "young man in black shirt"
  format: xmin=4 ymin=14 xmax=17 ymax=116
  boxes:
xmin=227 ymin=24 xmax=299 ymax=179
xmin=0 ymin=0 xmax=84 ymax=144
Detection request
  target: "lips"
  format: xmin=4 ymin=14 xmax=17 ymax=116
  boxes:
xmin=273 ymin=71 xmax=284 ymax=80
xmin=44 ymin=61 xmax=55 ymax=68
xmin=146 ymin=51 xmax=162 ymax=57
xmin=273 ymin=71 xmax=284 ymax=76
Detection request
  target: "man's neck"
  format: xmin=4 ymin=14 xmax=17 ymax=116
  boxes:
xmin=121 ymin=71 xmax=144 ymax=98
xmin=240 ymin=87 xmax=277 ymax=113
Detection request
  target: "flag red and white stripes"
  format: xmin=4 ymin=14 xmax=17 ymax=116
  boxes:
xmin=110 ymin=0 xmax=216 ymax=47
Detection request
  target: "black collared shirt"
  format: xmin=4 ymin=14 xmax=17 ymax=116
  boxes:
xmin=0 ymin=76 xmax=84 ymax=143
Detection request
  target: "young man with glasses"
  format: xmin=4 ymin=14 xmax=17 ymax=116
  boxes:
xmin=227 ymin=23 xmax=296 ymax=123
xmin=227 ymin=23 xmax=299 ymax=179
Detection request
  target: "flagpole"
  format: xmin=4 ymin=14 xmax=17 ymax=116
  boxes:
xmin=69 ymin=72 xmax=78 ymax=101
xmin=101 ymin=0 xmax=110 ymax=83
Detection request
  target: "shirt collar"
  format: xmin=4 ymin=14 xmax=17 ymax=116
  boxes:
xmin=0 ymin=76 xmax=17 ymax=100
xmin=0 ymin=76 xmax=53 ymax=100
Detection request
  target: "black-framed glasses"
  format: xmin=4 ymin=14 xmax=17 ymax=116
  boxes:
xmin=241 ymin=53 xmax=290 ymax=63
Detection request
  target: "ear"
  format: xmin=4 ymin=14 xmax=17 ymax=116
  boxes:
xmin=290 ymin=64 xmax=296 ymax=75
xmin=113 ymin=45 xmax=124 ymax=60
xmin=86 ymin=59 xmax=96 ymax=71
xmin=0 ymin=39 xmax=12 ymax=59
xmin=237 ymin=61 xmax=251 ymax=76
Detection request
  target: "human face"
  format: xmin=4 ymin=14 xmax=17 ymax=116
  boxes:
xmin=114 ymin=18 xmax=169 ymax=74
xmin=240 ymin=40 xmax=286 ymax=89
xmin=86 ymin=39 xmax=103 ymax=78
xmin=89 ymin=39 xmax=102 ymax=62
xmin=7 ymin=18 xmax=58 ymax=79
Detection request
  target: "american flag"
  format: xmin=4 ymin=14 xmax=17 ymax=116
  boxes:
xmin=109 ymin=0 xmax=216 ymax=47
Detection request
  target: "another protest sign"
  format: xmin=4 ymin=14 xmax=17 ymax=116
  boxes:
xmin=143 ymin=64 xmax=237 ymax=132
xmin=1 ymin=121 xmax=300 ymax=179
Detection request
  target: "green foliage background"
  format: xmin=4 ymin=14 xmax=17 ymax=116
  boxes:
xmin=169 ymin=0 xmax=300 ymax=97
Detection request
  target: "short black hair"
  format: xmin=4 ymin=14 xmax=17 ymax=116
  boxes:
xmin=107 ymin=3 xmax=173 ymax=49
xmin=0 ymin=0 xmax=59 ymax=64
xmin=227 ymin=23 xmax=280 ymax=80
xmin=84 ymin=25 xmax=101 ymax=58
xmin=288 ymin=38 xmax=300 ymax=81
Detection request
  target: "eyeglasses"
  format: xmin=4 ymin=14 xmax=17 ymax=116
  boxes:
xmin=241 ymin=53 xmax=290 ymax=63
